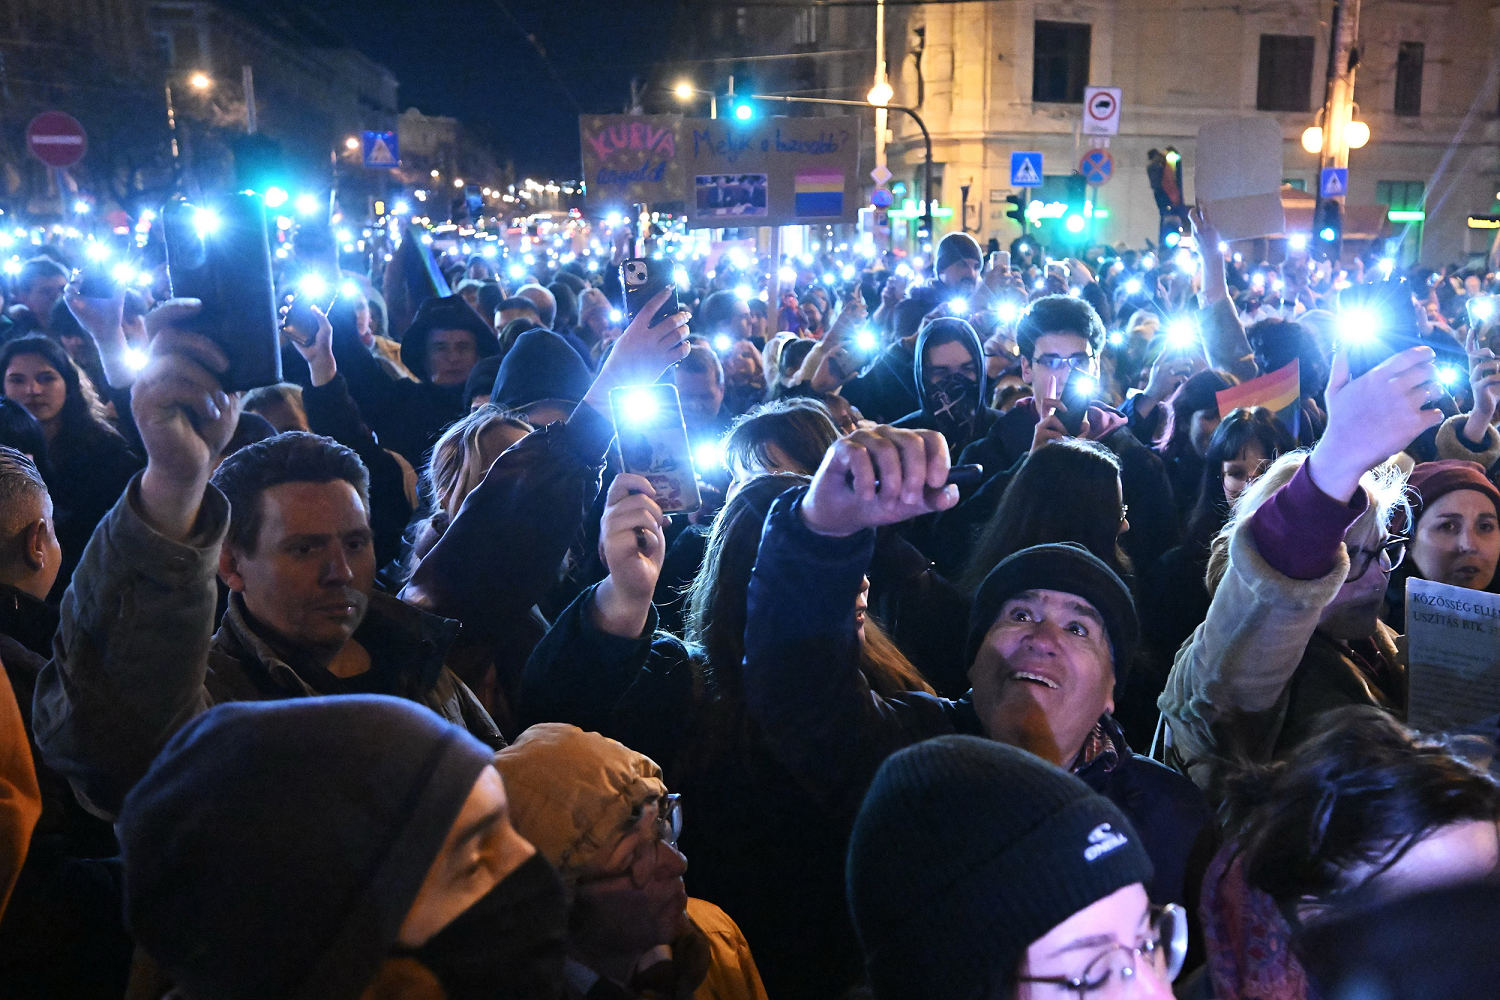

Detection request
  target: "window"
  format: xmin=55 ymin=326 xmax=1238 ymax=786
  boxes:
xmin=1033 ymin=21 xmax=1091 ymax=103
xmin=1376 ymin=180 xmax=1425 ymax=213
xmin=793 ymin=9 xmax=821 ymax=47
xmin=1395 ymin=42 xmax=1424 ymax=116
xmin=1282 ymin=177 xmax=1308 ymax=192
xmin=1256 ymin=35 xmax=1315 ymax=112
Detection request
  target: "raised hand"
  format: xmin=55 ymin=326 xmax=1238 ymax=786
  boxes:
xmin=1308 ymin=345 xmax=1442 ymax=502
xmin=583 ymin=288 xmax=692 ymax=412
xmin=591 ymin=473 xmax=670 ymax=637
xmin=64 ymin=275 xmax=133 ymax=388
xmin=134 ymin=300 xmax=242 ymax=539
xmin=800 ymin=425 xmax=957 ymax=537
xmin=283 ymin=302 xmax=336 ymax=387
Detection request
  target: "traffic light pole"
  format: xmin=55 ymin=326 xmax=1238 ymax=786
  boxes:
xmin=1316 ymin=0 xmax=1360 ymax=257
xmin=748 ymin=92 xmax=934 ymax=244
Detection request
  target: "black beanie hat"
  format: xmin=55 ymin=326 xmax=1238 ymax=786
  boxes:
xmin=968 ymin=542 xmax=1138 ymax=669
xmin=491 ymin=328 xmax=594 ymax=410
xmin=935 ymin=231 xmax=983 ymax=274
xmin=117 ymin=696 xmax=496 ymax=1000
xmin=847 ymin=735 xmax=1153 ymax=1000
xmin=399 ymin=294 xmax=500 ymax=381
xmin=463 ymin=354 xmax=504 ymax=404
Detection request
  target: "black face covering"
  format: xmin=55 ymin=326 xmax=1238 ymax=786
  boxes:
xmin=393 ymin=851 xmax=569 ymax=1000
xmin=928 ymin=371 xmax=980 ymax=445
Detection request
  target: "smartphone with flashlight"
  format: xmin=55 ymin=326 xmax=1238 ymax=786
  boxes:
xmin=1057 ymin=371 xmax=1095 ymax=436
xmin=620 ymin=257 xmax=680 ymax=328
xmin=163 ymin=192 xmax=281 ymax=392
xmin=988 ymin=250 xmax=1010 ymax=272
xmin=609 ymin=383 xmax=702 ymax=514
xmin=1343 ymin=277 xmax=1425 ymax=380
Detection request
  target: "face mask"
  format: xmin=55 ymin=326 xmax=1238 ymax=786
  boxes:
xmin=929 ymin=371 xmax=979 ymax=436
xmin=392 ymin=851 xmax=568 ymax=1000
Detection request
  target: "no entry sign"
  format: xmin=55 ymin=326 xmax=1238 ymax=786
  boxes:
xmin=1082 ymin=87 xmax=1122 ymax=136
xmin=26 ymin=112 xmax=87 ymax=168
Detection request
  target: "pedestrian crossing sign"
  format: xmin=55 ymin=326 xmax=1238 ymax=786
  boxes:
xmin=1011 ymin=152 xmax=1043 ymax=188
xmin=363 ymin=131 xmax=399 ymax=169
xmin=1320 ymin=167 xmax=1347 ymax=198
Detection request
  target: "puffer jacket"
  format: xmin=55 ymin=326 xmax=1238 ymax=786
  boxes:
xmin=32 ymin=477 xmax=501 ymax=820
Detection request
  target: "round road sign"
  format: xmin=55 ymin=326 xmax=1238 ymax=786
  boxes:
xmin=1079 ymin=149 xmax=1114 ymax=185
xmin=871 ymin=187 xmax=894 ymax=208
xmin=26 ymin=112 xmax=87 ymax=168
xmin=1086 ymin=91 xmax=1117 ymax=123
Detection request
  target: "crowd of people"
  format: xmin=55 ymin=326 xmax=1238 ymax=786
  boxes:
xmin=0 ymin=193 xmax=1499 ymax=1000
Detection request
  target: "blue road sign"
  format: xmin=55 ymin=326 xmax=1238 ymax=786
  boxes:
xmin=1079 ymin=149 xmax=1113 ymax=186
xmin=1011 ymin=152 xmax=1043 ymax=188
xmin=1320 ymin=167 xmax=1348 ymax=198
xmin=362 ymin=130 xmax=399 ymax=168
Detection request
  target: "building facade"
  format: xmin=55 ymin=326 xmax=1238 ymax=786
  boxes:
xmin=884 ymin=0 xmax=1500 ymax=264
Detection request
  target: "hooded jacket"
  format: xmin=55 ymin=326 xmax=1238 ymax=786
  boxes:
xmin=491 ymin=329 xmax=594 ymax=411
xmin=893 ymin=318 xmax=999 ymax=454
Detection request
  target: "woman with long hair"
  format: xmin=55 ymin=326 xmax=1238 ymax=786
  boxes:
xmin=1 ymin=335 xmax=139 ymax=599
xmin=521 ymin=471 xmax=933 ymax=1000
xmin=1154 ymin=368 xmax=1231 ymax=526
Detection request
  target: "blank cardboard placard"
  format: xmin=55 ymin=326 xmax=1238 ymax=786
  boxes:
xmin=1195 ymin=118 xmax=1285 ymax=241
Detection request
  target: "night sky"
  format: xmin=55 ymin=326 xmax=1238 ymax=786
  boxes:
xmin=305 ymin=0 xmax=681 ymax=179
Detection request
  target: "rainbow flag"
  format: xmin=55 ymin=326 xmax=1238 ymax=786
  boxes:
xmin=795 ymin=169 xmax=844 ymax=217
xmin=1215 ymin=359 xmax=1301 ymax=437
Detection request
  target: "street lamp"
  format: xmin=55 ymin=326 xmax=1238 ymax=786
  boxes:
xmin=671 ymin=80 xmax=717 ymax=119
xmin=867 ymin=81 xmax=894 ymax=107
xmin=188 ymin=72 xmax=212 ymax=91
xmin=344 ymin=136 xmax=360 ymax=151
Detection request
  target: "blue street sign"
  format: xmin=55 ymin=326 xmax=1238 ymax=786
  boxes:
xmin=362 ymin=130 xmax=399 ymax=169
xmin=1011 ymin=152 xmax=1043 ymax=188
xmin=1320 ymin=167 xmax=1348 ymax=198
xmin=1079 ymin=149 xmax=1113 ymax=186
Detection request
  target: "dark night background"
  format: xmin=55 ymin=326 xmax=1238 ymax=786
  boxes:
xmin=231 ymin=0 xmax=684 ymax=177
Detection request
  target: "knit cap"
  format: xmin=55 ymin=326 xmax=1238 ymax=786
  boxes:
xmin=935 ymin=231 xmax=983 ymax=275
xmin=1403 ymin=459 xmax=1500 ymax=533
xmin=847 ymin=735 xmax=1152 ymax=1000
xmin=493 ymin=723 xmax=667 ymax=882
xmin=117 ymin=696 xmax=495 ymax=1000
xmin=968 ymin=542 xmax=1139 ymax=669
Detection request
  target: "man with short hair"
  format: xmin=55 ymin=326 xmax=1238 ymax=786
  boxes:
xmin=33 ymin=326 xmax=503 ymax=819
xmin=496 ymin=295 xmax=544 ymax=331
xmin=673 ymin=342 xmax=728 ymax=438
xmin=958 ymin=294 xmax=1178 ymax=571
xmin=699 ymin=290 xmax=755 ymax=348
xmin=493 ymin=723 xmax=767 ymax=1000
xmin=741 ymin=425 xmax=1210 ymax=908
xmin=517 ymin=283 xmax=558 ymax=329
xmin=6 ymin=258 xmax=68 ymax=336
xmin=0 ymin=448 xmax=60 ymax=676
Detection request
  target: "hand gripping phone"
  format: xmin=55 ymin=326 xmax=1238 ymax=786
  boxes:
xmin=620 ymin=257 xmax=681 ymax=328
xmin=609 ymin=383 xmax=702 ymax=514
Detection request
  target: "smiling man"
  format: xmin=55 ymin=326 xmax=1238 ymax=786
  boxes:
xmin=742 ymin=425 xmax=1210 ymax=909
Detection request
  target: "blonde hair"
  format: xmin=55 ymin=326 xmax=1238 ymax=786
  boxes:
xmin=1205 ymin=450 xmax=1409 ymax=594
xmin=425 ymin=404 xmax=532 ymax=516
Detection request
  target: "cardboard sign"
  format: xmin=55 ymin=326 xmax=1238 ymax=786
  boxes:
xmin=680 ymin=116 xmax=861 ymax=228
xmin=1194 ymin=118 xmax=1285 ymax=241
xmin=579 ymin=114 xmax=686 ymax=209
xmin=1406 ymin=578 xmax=1500 ymax=733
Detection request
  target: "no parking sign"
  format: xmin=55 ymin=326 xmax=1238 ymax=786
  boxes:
xmin=1079 ymin=149 xmax=1113 ymax=186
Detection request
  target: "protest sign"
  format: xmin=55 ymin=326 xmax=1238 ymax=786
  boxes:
xmin=1195 ymin=118 xmax=1285 ymax=241
xmin=1406 ymin=578 xmax=1500 ymax=732
xmin=679 ymin=116 xmax=861 ymax=228
xmin=579 ymin=114 xmax=686 ymax=209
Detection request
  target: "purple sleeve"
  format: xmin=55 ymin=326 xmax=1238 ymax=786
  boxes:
xmin=1249 ymin=462 xmax=1369 ymax=580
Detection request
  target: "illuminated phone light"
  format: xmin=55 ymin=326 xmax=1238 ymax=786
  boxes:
xmin=420 ymin=234 xmax=434 ymax=246
xmin=1472 ymin=299 xmax=1495 ymax=322
xmin=340 ymin=280 xmax=361 ymax=299
xmin=383 ymin=253 xmax=393 ymax=263
xmin=948 ymin=298 xmax=969 ymax=315
xmin=1337 ymin=307 xmax=1380 ymax=346
xmin=336 ymin=229 xmax=353 ymax=243
xmin=342 ymin=242 xmax=356 ymax=253
xmin=821 ymin=273 xmax=837 ymax=286
xmin=1069 ymin=374 xmax=1097 ymax=397
xmin=733 ymin=284 xmax=753 ymax=301
xmin=674 ymin=267 xmax=690 ymax=289
xmin=392 ymin=200 xmax=410 ymax=215
xmin=694 ymin=439 xmax=726 ymax=470
xmin=1287 ymin=233 xmax=1309 ymax=252
xmin=84 ymin=241 xmax=111 ymax=262
xmin=1068 ymin=286 xmax=1082 ymax=298
xmin=293 ymin=194 xmax=320 ymax=218
xmin=778 ymin=266 xmax=797 ymax=284
xmin=298 ymin=273 xmax=329 ymax=298
xmin=1436 ymin=365 xmax=1462 ymax=388
xmin=841 ymin=265 xmax=856 ymax=281
xmin=1034 ymin=278 xmax=1046 ymax=291
xmin=587 ymin=260 xmax=600 ymax=272
xmin=135 ymin=270 xmax=156 ymax=286
xmin=1165 ymin=319 xmax=1198 ymax=350
xmin=1218 ymin=242 xmax=1230 ymax=254
xmin=713 ymin=333 xmax=733 ymax=353
xmin=192 ymin=208 xmax=221 ymax=237
xmin=1271 ymin=279 xmax=1285 ymax=292
xmin=609 ymin=309 xmax=623 ymax=324
xmin=111 ymin=263 xmax=137 ymax=285
xmin=507 ymin=264 xmax=524 ymax=280
xmin=1175 ymin=248 xmax=1194 ymax=273
xmin=1123 ymin=278 xmax=1143 ymax=295
xmin=855 ymin=327 xmax=878 ymax=352
xmin=481 ymin=244 xmax=498 ymax=258
xmin=618 ymin=387 xmax=660 ymax=426
xmin=1108 ymin=331 xmax=1127 ymax=347
xmin=124 ymin=347 xmax=150 ymax=373
xmin=994 ymin=301 xmax=1021 ymax=323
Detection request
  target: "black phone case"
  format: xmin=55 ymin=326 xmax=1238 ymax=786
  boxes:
xmin=621 ymin=257 xmax=680 ymax=327
xmin=1057 ymin=376 xmax=1092 ymax=436
xmin=163 ymin=193 xmax=281 ymax=392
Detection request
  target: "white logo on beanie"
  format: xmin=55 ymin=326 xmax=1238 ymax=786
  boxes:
xmin=1083 ymin=823 xmax=1129 ymax=861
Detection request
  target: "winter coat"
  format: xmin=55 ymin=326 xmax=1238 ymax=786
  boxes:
xmin=893 ymin=319 xmax=1000 ymax=456
xmin=743 ymin=487 xmax=1212 ymax=909
xmin=31 ymin=477 xmax=501 ymax=820
xmin=522 ymin=588 xmax=867 ymax=1000
xmin=45 ymin=422 xmax=141 ymax=602
xmin=840 ymin=339 xmax=919 ymax=424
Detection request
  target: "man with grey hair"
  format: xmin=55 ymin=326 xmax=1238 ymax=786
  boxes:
xmin=516 ymin=283 xmax=558 ymax=329
xmin=0 ymin=446 xmax=61 ymax=677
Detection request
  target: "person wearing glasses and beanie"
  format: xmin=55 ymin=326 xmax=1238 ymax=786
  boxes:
xmin=1158 ymin=343 xmax=1446 ymax=795
xmin=492 ymin=723 xmax=768 ymax=1000
xmin=847 ymin=735 xmax=1184 ymax=1000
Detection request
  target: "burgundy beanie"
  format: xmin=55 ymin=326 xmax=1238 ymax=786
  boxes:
xmin=1403 ymin=460 xmax=1500 ymax=532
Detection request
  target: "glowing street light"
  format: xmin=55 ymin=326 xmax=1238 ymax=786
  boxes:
xmin=673 ymin=81 xmax=695 ymax=101
xmin=867 ymin=80 xmax=894 ymax=107
xmin=344 ymin=136 xmax=360 ymax=151
xmin=188 ymin=71 xmax=212 ymax=91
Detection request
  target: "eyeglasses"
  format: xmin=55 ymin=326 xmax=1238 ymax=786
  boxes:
xmin=1016 ymin=904 xmax=1187 ymax=999
xmin=1348 ymin=536 xmax=1407 ymax=580
xmin=577 ymin=794 xmax=683 ymax=891
xmin=1032 ymin=353 xmax=1097 ymax=373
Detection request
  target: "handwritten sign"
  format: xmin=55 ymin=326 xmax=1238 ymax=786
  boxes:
xmin=679 ymin=116 xmax=861 ymax=228
xmin=579 ymin=114 xmax=685 ymax=209
xmin=1406 ymin=578 xmax=1500 ymax=733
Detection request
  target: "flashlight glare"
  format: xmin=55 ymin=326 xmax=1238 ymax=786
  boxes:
xmin=1472 ymin=299 xmax=1495 ymax=322
xmin=619 ymin=388 xmax=660 ymax=426
xmin=1436 ymin=365 xmax=1461 ymax=389
xmin=713 ymin=334 xmax=733 ymax=353
xmin=855 ymin=327 xmax=878 ymax=352
xmin=995 ymin=301 xmax=1021 ymax=323
xmin=694 ymin=440 xmax=725 ymax=471
xmin=298 ymin=273 xmax=328 ymax=299
xmin=1338 ymin=307 xmax=1381 ymax=346
xmin=1166 ymin=319 xmax=1198 ymax=350
xmin=948 ymin=298 xmax=968 ymax=315
xmin=192 ymin=208 xmax=221 ymax=237
xmin=124 ymin=348 xmax=150 ymax=373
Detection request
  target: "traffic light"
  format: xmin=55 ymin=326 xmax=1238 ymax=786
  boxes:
xmin=728 ymin=98 xmax=755 ymax=122
xmin=1312 ymin=199 xmax=1342 ymax=261
xmin=1005 ymin=192 xmax=1028 ymax=232
xmin=1063 ymin=173 xmax=1088 ymax=237
xmin=1160 ymin=212 xmax=1185 ymax=249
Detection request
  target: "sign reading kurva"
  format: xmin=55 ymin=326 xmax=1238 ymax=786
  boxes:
xmin=579 ymin=114 xmax=686 ymax=209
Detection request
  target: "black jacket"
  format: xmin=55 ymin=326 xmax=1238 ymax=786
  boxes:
xmin=893 ymin=319 xmax=1000 ymax=456
xmin=743 ymin=488 xmax=1212 ymax=908
xmin=840 ymin=339 xmax=919 ymax=424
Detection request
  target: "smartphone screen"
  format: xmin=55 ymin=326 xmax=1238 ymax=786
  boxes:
xmin=163 ymin=193 xmax=281 ymax=392
xmin=609 ymin=383 xmax=702 ymax=514
xmin=1057 ymin=371 xmax=1092 ymax=436
xmin=621 ymin=257 xmax=680 ymax=327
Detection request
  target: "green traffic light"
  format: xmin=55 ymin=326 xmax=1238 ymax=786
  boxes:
xmin=1165 ymin=150 xmax=1181 ymax=166
xmin=1319 ymin=226 xmax=1337 ymax=241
